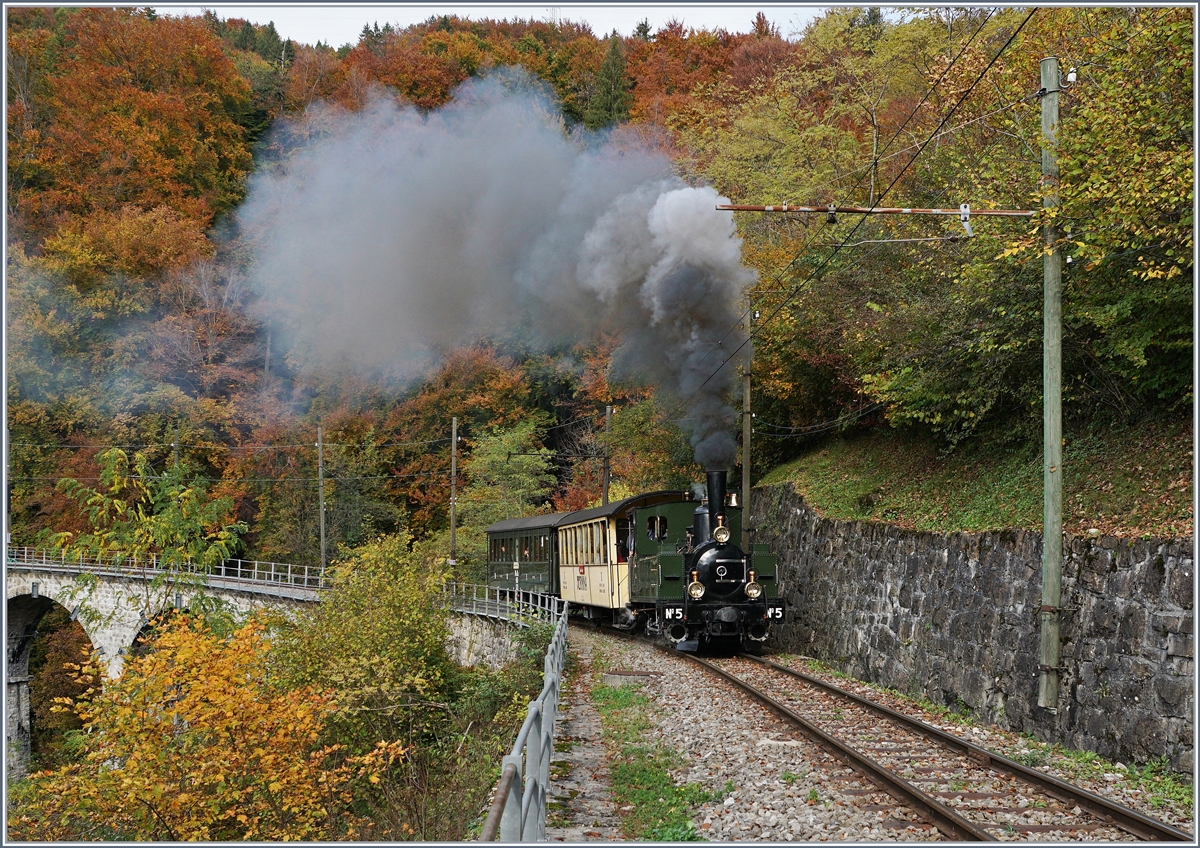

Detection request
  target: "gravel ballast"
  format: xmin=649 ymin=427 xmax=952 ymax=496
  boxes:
xmin=547 ymin=625 xmax=1193 ymax=842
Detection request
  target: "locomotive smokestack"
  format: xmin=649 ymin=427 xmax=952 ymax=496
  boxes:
xmin=707 ymin=469 xmax=728 ymax=522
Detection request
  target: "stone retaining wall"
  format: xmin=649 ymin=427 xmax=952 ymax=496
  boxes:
xmin=754 ymin=483 xmax=1193 ymax=770
xmin=445 ymin=615 xmax=518 ymax=670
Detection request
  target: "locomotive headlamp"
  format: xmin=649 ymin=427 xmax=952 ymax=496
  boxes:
xmin=713 ymin=525 xmax=731 ymax=544
xmin=744 ymin=569 xmax=762 ymax=599
xmin=688 ymin=580 xmax=707 ymax=600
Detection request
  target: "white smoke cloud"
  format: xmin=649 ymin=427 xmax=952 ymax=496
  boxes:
xmin=238 ymin=69 xmax=754 ymax=467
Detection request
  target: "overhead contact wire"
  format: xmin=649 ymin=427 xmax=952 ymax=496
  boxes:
xmin=693 ymin=7 xmax=1040 ymax=399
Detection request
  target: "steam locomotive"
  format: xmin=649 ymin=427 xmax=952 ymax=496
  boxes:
xmin=485 ymin=469 xmax=784 ymax=650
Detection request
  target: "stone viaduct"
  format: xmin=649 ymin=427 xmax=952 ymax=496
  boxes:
xmin=5 ymin=547 xmax=537 ymax=781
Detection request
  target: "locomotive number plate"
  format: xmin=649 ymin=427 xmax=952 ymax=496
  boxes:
xmin=663 ymin=606 xmax=685 ymax=620
xmin=765 ymin=603 xmax=785 ymax=620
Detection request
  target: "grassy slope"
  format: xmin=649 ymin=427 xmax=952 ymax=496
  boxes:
xmin=757 ymin=415 xmax=1193 ymax=539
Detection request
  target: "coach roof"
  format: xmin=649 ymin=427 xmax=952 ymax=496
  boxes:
xmin=556 ymin=491 xmax=691 ymax=526
xmin=485 ymin=513 xmax=575 ymax=534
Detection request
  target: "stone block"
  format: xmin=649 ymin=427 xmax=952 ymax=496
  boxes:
xmin=1071 ymin=681 xmax=1097 ymax=708
xmin=1168 ymin=563 xmax=1193 ymax=607
xmin=1153 ymin=676 xmax=1192 ymax=718
xmin=1116 ymin=606 xmax=1147 ymax=654
xmin=1167 ymin=632 xmax=1193 ymax=658
xmin=1138 ymin=553 xmax=1168 ymax=596
xmin=1088 ymin=599 xmax=1121 ymax=635
xmin=1150 ymin=611 xmax=1186 ymax=634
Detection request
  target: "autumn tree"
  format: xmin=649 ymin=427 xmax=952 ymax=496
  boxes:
xmin=1052 ymin=7 xmax=1193 ymax=406
xmin=49 ymin=448 xmax=246 ymax=573
xmin=7 ymin=9 xmax=253 ymax=241
xmin=27 ymin=608 xmax=93 ymax=771
xmin=141 ymin=259 xmax=263 ymax=399
xmin=266 ymin=533 xmax=484 ymax=838
xmin=382 ymin=345 xmax=537 ymax=532
xmin=453 ymin=420 xmax=557 ymax=578
xmin=7 ymin=616 xmax=404 ymax=841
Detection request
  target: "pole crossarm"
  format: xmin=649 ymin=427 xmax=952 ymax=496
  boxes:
xmin=716 ymin=203 xmax=1034 ymax=217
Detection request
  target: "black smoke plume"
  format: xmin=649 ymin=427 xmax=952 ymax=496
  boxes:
xmin=239 ymin=70 xmax=754 ymax=468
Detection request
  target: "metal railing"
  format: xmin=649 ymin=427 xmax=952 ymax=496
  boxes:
xmin=479 ymin=595 xmax=569 ymax=841
xmin=444 ymin=582 xmax=565 ymax=627
xmin=6 ymin=546 xmax=329 ymax=590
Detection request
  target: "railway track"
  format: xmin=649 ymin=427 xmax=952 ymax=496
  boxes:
xmin=676 ymin=651 xmax=1192 ymax=842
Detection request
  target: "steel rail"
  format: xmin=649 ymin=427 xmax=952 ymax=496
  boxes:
xmin=480 ymin=763 xmax=519 ymax=841
xmin=682 ymin=652 xmax=996 ymax=841
xmin=746 ymin=655 xmax=1193 ymax=843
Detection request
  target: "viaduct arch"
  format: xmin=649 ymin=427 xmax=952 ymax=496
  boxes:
xmin=6 ymin=550 xmax=321 ymax=780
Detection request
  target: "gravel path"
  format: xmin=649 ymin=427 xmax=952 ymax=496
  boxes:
xmin=559 ymin=627 xmax=938 ymax=841
xmin=544 ymin=627 xmax=1193 ymax=842
xmin=544 ymin=627 xmax=625 ymax=842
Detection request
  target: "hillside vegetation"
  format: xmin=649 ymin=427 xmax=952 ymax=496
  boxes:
xmin=759 ymin=416 xmax=1192 ymax=539
xmin=6 ymin=7 xmax=1192 ymax=569
xmin=5 ymin=7 xmax=1193 ymax=839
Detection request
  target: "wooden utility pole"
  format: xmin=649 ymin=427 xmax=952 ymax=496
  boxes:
xmin=741 ymin=311 xmax=752 ymax=549
xmin=1038 ymin=56 xmax=1063 ymax=712
xmin=317 ymin=426 xmax=327 ymax=578
xmin=449 ymin=417 xmax=458 ymax=568
xmin=602 ymin=405 xmax=612 ymax=505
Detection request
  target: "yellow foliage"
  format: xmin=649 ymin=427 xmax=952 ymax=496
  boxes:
xmin=6 ymin=615 xmax=408 ymax=841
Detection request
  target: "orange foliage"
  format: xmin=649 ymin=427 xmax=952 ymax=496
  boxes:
xmin=40 ymin=205 xmax=212 ymax=287
xmin=284 ymin=44 xmax=347 ymax=111
xmin=340 ymin=33 xmax=466 ymax=109
xmin=626 ymin=21 xmax=738 ymax=126
xmin=8 ymin=9 xmax=252 ymax=240
xmin=383 ymin=345 xmax=534 ymax=529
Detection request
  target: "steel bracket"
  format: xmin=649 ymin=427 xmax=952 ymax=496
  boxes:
xmin=959 ymin=203 xmax=974 ymax=237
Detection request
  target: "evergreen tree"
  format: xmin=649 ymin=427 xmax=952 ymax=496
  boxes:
xmin=233 ymin=20 xmax=256 ymax=51
xmin=584 ymin=35 xmax=632 ymax=130
xmin=255 ymin=20 xmax=283 ymax=62
xmin=634 ymin=18 xmax=652 ymax=40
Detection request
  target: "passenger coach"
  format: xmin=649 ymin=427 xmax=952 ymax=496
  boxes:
xmin=485 ymin=471 xmax=785 ymax=650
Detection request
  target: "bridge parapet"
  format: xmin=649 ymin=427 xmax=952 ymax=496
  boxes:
xmin=8 ymin=546 xmax=328 ymax=596
xmin=443 ymin=582 xmax=565 ymax=628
